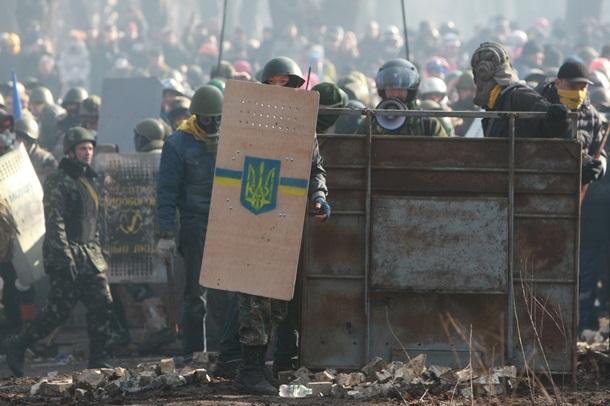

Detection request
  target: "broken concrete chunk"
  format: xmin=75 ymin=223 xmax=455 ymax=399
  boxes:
xmin=309 ymin=381 xmax=333 ymax=396
xmin=74 ymin=369 xmax=105 ymax=388
xmin=30 ymin=379 xmax=48 ymax=395
xmin=294 ymin=366 xmax=313 ymax=379
xmin=405 ymin=354 xmax=427 ymax=375
xmin=331 ymin=383 xmax=348 ymax=398
xmin=278 ymin=370 xmax=295 ymax=382
xmin=39 ymin=381 xmax=72 ymax=396
xmin=314 ymin=369 xmax=335 ymax=382
xmin=159 ymin=358 xmax=175 ymax=375
xmin=375 ymin=369 xmax=392 ymax=383
xmin=361 ymin=356 xmax=387 ymax=377
xmin=289 ymin=375 xmax=311 ymax=386
xmin=195 ymin=369 xmax=211 ymax=383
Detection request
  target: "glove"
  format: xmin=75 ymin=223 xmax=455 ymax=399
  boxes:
xmin=546 ymin=103 xmax=569 ymax=122
xmin=314 ymin=196 xmax=331 ymax=222
xmin=157 ymin=238 xmax=176 ymax=264
xmin=582 ymin=158 xmax=603 ymax=184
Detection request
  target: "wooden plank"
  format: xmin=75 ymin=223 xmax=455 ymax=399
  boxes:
xmin=200 ymin=80 xmax=319 ymax=300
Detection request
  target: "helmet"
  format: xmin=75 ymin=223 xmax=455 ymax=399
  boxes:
xmin=419 ymin=77 xmax=447 ymax=96
xmin=161 ymin=77 xmax=185 ymax=96
xmin=189 ymin=85 xmax=223 ymax=116
xmin=506 ymin=30 xmax=528 ymax=49
xmin=261 ymin=56 xmax=305 ymax=88
xmin=589 ymin=87 xmax=610 ymax=109
xmin=62 ymin=86 xmax=88 ymax=106
xmin=207 ymin=77 xmax=226 ymax=94
xmin=233 ymin=60 xmax=252 ymax=74
xmin=2 ymin=33 xmax=21 ymax=55
xmin=79 ymin=95 xmax=101 ymax=117
xmin=30 ymin=86 xmax=54 ymax=105
xmin=14 ymin=117 xmax=39 ymax=140
xmin=456 ymin=70 xmax=476 ymax=90
xmin=375 ymin=58 xmax=421 ymax=102
xmin=134 ymin=118 xmax=165 ymax=145
xmin=590 ymin=58 xmax=610 ymax=73
xmin=63 ymin=126 xmax=96 ymax=154
xmin=424 ymin=56 xmax=451 ymax=78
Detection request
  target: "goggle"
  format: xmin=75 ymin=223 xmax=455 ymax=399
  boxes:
xmin=198 ymin=115 xmax=221 ymax=125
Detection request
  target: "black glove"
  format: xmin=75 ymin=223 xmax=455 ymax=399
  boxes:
xmin=546 ymin=103 xmax=569 ymax=122
xmin=582 ymin=158 xmax=603 ymax=184
xmin=314 ymin=196 xmax=331 ymax=222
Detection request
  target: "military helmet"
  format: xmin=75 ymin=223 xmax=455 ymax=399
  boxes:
xmin=261 ymin=56 xmax=305 ymax=88
xmin=207 ymin=77 xmax=226 ymax=94
xmin=30 ymin=86 xmax=54 ymax=105
xmin=134 ymin=118 xmax=165 ymax=142
xmin=79 ymin=95 xmax=101 ymax=117
xmin=375 ymin=58 xmax=420 ymax=102
xmin=63 ymin=126 xmax=96 ymax=154
xmin=14 ymin=117 xmax=39 ymax=141
xmin=189 ymin=85 xmax=223 ymax=116
xmin=62 ymin=86 xmax=88 ymax=106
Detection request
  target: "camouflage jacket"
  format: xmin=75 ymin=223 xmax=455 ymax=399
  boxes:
xmin=42 ymin=157 xmax=107 ymax=274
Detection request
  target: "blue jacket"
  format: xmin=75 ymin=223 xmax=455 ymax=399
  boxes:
xmin=157 ymin=129 xmax=216 ymax=234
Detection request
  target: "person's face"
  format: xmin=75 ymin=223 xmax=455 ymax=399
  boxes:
xmin=267 ymin=75 xmax=290 ymax=86
xmin=70 ymin=141 xmax=94 ymax=165
xmin=171 ymin=113 xmax=190 ymax=129
xmin=162 ymin=91 xmax=178 ymax=112
xmin=30 ymin=102 xmax=45 ymax=117
xmin=385 ymin=88 xmax=408 ymax=101
xmin=555 ymin=79 xmax=588 ymax=92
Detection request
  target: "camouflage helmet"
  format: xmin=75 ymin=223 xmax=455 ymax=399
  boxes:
xmin=30 ymin=86 xmax=54 ymax=105
xmin=375 ymin=58 xmax=421 ymax=102
xmin=63 ymin=126 xmax=96 ymax=154
xmin=62 ymin=86 xmax=89 ymax=106
xmin=14 ymin=117 xmax=39 ymax=141
xmin=79 ymin=95 xmax=101 ymax=117
xmin=261 ymin=56 xmax=305 ymax=88
xmin=189 ymin=85 xmax=223 ymax=116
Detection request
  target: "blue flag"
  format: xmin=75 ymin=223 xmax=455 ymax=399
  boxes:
xmin=12 ymin=69 xmax=22 ymax=120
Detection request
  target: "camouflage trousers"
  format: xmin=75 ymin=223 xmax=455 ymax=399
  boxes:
xmin=237 ymin=293 xmax=287 ymax=346
xmin=27 ymin=262 xmax=114 ymax=346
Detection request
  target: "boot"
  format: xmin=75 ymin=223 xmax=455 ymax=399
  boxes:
xmin=234 ymin=345 xmax=277 ymax=395
xmin=1 ymin=332 xmax=35 ymax=377
xmin=258 ymin=347 xmax=282 ymax=389
xmin=88 ymin=341 xmax=114 ymax=369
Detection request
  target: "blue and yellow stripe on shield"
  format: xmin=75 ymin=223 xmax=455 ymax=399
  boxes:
xmin=214 ymin=156 xmax=308 ymax=215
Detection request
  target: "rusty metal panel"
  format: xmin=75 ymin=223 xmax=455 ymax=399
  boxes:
xmin=368 ymin=292 xmax=507 ymax=368
xmin=371 ymin=197 xmax=508 ymax=292
xmin=300 ymin=277 xmax=366 ymax=369
xmin=301 ymin=131 xmax=580 ymax=375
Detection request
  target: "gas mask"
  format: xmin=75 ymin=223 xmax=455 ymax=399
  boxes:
xmin=198 ymin=115 xmax=221 ymax=152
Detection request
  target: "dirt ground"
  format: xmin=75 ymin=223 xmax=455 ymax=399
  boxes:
xmin=2 ymin=342 xmax=610 ymax=406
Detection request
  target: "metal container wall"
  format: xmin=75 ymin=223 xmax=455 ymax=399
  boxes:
xmin=301 ymin=133 xmax=580 ymax=376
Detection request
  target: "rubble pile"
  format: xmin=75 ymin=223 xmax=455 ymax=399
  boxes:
xmin=27 ymin=352 xmax=517 ymax=401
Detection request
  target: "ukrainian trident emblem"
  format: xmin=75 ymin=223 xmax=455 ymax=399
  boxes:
xmin=240 ymin=156 xmax=281 ymax=214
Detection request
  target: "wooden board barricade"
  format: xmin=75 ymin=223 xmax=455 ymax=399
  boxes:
xmin=200 ymin=80 xmax=319 ymax=300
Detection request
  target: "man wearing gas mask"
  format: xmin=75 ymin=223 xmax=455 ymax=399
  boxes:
xmin=356 ymin=58 xmax=447 ymax=136
xmin=535 ymin=60 xmax=608 ymax=343
xmin=470 ymin=42 xmax=570 ymax=138
xmin=156 ymin=85 xmax=223 ymax=363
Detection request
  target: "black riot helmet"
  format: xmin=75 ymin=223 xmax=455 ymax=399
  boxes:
xmin=375 ymin=58 xmax=421 ymax=102
xmin=261 ymin=56 xmax=305 ymax=88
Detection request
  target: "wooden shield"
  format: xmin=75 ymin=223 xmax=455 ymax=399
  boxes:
xmin=200 ymin=80 xmax=319 ymax=300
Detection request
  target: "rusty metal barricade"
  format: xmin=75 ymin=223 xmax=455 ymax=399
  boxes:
xmin=300 ymin=107 xmax=580 ymax=378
